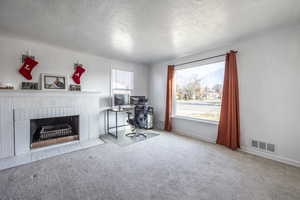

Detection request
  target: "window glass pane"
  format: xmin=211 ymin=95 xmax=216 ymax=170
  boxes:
xmin=112 ymin=69 xmax=134 ymax=90
xmin=175 ymin=61 xmax=225 ymax=121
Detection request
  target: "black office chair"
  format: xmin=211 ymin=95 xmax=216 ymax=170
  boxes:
xmin=125 ymin=107 xmax=147 ymax=138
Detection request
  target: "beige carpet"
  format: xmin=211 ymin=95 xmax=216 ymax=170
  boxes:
xmin=0 ymin=132 xmax=299 ymax=200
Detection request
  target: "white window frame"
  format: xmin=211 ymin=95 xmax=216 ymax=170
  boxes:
xmin=172 ymin=56 xmax=225 ymax=124
xmin=111 ymin=68 xmax=134 ymax=96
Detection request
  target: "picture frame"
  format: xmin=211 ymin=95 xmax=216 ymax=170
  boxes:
xmin=21 ymin=82 xmax=39 ymax=90
xmin=40 ymin=74 xmax=67 ymax=91
xmin=69 ymin=84 xmax=81 ymax=91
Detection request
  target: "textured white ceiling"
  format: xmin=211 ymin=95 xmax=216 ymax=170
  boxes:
xmin=0 ymin=0 xmax=300 ymax=64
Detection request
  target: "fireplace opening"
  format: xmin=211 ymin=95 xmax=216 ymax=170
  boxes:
xmin=30 ymin=115 xmax=79 ymax=149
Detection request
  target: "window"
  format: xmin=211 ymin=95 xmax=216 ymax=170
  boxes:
xmin=111 ymin=69 xmax=134 ymax=95
xmin=174 ymin=61 xmax=225 ymax=121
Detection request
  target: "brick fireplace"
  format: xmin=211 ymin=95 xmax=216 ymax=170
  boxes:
xmin=14 ymin=106 xmax=88 ymax=155
xmin=0 ymin=92 xmax=106 ymax=170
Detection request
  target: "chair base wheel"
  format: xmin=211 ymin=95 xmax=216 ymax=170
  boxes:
xmin=126 ymin=132 xmax=136 ymax=137
xmin=126 ymin=132 xmax=147 ymax=138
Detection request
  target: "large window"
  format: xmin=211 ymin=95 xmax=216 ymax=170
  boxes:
xmin=111 ymin=69 xmax=134 ymax=95
xmin=174 ymin=61 xmax=225 ymax=121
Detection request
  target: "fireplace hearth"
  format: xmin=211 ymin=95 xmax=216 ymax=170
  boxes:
xmin=30 ymin=115 xmax=79 ymax=149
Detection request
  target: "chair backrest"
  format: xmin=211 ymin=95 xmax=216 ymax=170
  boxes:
xmin=134 ymin=105 xmax=149 ymax=128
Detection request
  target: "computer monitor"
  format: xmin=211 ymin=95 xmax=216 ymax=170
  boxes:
xmin=130 ymin=96 xmax=147 ymax=105
xmin=113 ymin=94 xmax=130 ymax=106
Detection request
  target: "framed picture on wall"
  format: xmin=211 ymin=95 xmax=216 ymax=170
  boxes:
xmin=40 ymin=74 xmax=67 ymax=91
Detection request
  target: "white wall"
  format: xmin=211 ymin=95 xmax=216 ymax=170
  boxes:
xmin=0 ymin=34 xmax=149 ymax=96
xmin=149 ymin=24 xmax=300 ymax=166
xmin=0 ymin=34 xmax=149 ymax=159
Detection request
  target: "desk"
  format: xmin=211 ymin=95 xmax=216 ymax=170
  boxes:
xmin=106 ymin=107 xmax=134 ymax=138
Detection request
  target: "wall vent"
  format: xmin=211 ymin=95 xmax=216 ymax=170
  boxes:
xmin=259 ymin=141 xmax=267 ymax=151
xmin=251 ymin=140 xmax=258 ymax=148
xmin=251 ymin=139 xmax=275 ymax=153
xmin=267 ymin=143 xmax=275 ymax=153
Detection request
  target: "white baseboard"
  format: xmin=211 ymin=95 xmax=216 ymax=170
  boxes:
xmin=0 ymin=139 xmax=104 ymax=171
xmin=239 ymin=146 xmax=300 ymax=168
xmin=172 ymin=130 xmax=300 ymax=168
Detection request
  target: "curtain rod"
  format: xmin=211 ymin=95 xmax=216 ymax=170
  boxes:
xmin=174 ymin=50 xmax=237 ymax=67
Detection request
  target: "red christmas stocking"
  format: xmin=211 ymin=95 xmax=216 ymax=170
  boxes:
xmin=72 ymin=65 xmax=86 ymax=84
xmin=19 ymin=57 xmax=39 ymax=80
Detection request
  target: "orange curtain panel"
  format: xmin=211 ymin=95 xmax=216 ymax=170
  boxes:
xmin=164 ymin=65 xmax=175 ymax=131
xmin=217 ymin=51 xmax=240 ymax=150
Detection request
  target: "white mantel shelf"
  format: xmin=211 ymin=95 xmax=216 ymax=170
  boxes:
xmin=0 ymin=90 xmax=103 ymax=97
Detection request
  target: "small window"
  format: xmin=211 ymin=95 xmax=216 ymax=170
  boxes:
xmin=174 ymin=61 xmax=225 ymax=121
xmin=111 ymin=69 xmax=134 ymax=95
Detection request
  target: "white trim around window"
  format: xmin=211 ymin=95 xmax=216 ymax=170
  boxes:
xmin=172 ymin=115 xmax=219 ymax=125
xmin=172 ymin=57 xmax=225 ymax=122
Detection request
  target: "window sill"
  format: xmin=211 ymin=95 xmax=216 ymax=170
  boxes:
xmin=172 ymin=115 xmax=219 ymax=125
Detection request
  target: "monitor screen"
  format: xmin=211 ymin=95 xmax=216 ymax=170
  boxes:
xmin=114 ymin=94 xmax=129 ymax=106
xmin=130 ymin=96 xmax=147 ymax=105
